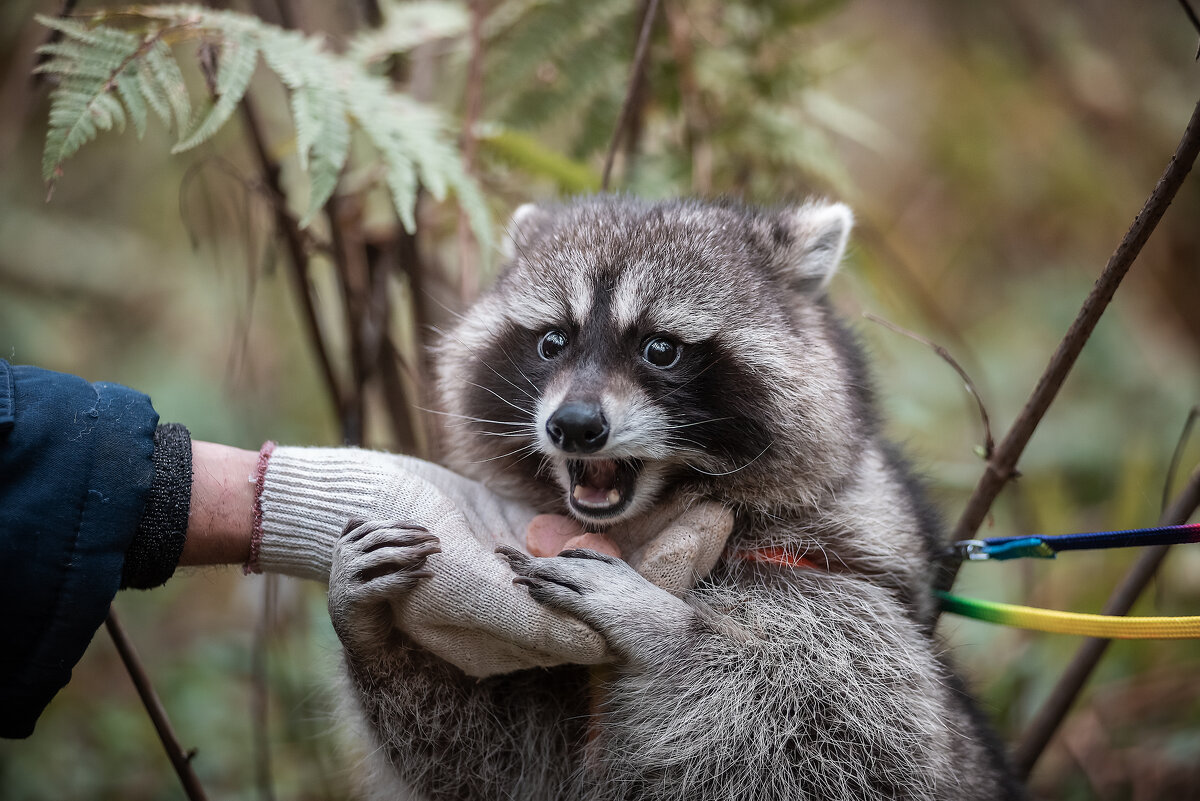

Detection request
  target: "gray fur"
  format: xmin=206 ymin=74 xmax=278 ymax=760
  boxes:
xmin=328 ymin=197 xmax=1023 ymax=800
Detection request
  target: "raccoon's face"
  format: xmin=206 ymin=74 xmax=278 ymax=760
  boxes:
xmin=436 ymin=197 xmax=864 ymax=525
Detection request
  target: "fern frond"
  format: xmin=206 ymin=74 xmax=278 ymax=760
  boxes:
xmin=135 ymin=56 xmax=174 ymax=128
xmin=143 ymin=39 xmax=191 ymax=133
xmin=35 ymin=15 xmax=142 ymax=181
xmin=348 ymin=0 xmax=469 ymax=66
xmin=115 ymin=73 xmax=148 ymax=139
xmin=484 ymin=0 xmax=632 ymax=119
xmin=173 ymin=31 xmax=258 ymax=152
xmin=36 ymin=5 xmax=491 ymax=249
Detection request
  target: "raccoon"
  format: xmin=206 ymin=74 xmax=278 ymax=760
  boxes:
xmin=327 ymin=197 xmax=1023 ymax=800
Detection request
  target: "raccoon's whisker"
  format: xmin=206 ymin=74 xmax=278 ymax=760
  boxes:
xmin=665 ymin=436 xmax=708 ymax=452
xmin=478 ymin=429 xmax=538 ymax=438
xmin=687 ymin=441 xmax=774 ymax=477
xmin=495 ymin=342 xmax=541 ymax=397
xmin=462 ymin=380 xmax=535 ymax=419
xmin=467 ymin=443 xmax=539 ymax=465
xmin=654 ymin=359 xmax=720 ymax=403
xmin=432 ymin=327 xmax=540 ymax=404
xmin=661 ymin=416 xmax=736 ymax=431
xmin=418 ymin=407 xmax=531 ymax=428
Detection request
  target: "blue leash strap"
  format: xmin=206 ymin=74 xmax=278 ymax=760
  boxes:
xmin=956 ymin=523 xmax=1200 ymax=561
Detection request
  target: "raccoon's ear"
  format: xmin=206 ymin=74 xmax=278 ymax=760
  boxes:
xmin=774 ymin=202 xmax=854 ymax=294
xmin=501 ymin=203 xmax=552 ymax=260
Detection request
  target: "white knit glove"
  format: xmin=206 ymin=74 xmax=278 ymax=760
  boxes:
xmin=253 ymin=446 xmax=732 ymax=676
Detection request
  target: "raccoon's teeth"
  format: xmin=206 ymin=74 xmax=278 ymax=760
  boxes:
xmin=606 ymin=490 xmax=621 ymax=505
xmin=573 ymin=485 xmax=585 ymax=501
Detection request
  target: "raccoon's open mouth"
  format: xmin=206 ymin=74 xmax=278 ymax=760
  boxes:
xmin=566 ymin=458 xmax=640 ymax=520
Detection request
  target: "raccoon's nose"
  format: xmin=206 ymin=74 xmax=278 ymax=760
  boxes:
xmin=546 ymin=402 xmax=609 ymax=453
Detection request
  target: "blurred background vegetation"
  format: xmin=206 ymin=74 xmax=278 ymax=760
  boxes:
xmin=1 ymin=0 xmax=1199 ymax=799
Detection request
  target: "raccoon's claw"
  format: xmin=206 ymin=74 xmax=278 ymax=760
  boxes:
xmin=502 ymin=547 xmax=695 ymax=663
xmin=556 ymin=547 xmax=623 ymax=566
xmin=341 ymin=518 xmax=430 ymax=542
xmin=333 ymin=522 xmax=440 ymax=596
xmin=330 ymin=520 xmax=441 ymax=651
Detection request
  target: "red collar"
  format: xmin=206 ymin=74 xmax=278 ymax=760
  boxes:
xmin=731 ymin=546 xmax=821 ymax=570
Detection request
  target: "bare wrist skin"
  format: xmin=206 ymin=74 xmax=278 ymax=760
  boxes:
xmin=179 ymin=441 xmax=258 ymax=566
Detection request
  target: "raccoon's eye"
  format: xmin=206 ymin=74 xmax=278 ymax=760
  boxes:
xmin=641 ymin=336 xmax=681 ymax=369
xmin=538 ymin=329 xmax=569 ymax=360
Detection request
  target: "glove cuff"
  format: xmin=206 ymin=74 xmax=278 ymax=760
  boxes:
xmin=121 ymin=423 xmax=192 ymax=589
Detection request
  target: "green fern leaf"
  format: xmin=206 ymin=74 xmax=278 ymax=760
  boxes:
xmin=36 ymin=14 xmax=138 ymax=54
xmin=135 ymin=56 xmax=173 ymax=129
xmin=348 ymin=0 xmax=469 ymax=66
xmin=144 ymin=39 xmax=191 ymax=134
xmin=296 ymin=84 xmax=350 ymax=226
xmin=115 ymin=72 xmax=148 ymax=139
xmin=36 ymin=16 xmax=142 ymax=181
xmin=173 ymin=32 xmax=258 ymax=152
xmin=36 ymin=5 xmax=490 ymax=247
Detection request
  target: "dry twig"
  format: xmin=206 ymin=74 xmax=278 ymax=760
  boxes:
xmin=457 ymin=0 xmax=486 ymax=304
xmin=601 ymin=0 xmax=661 ymax=190
xmin=864 ymin=312 xmax=994 ymax=460
xmin=105 ymin=608 xmax=208 ymax=801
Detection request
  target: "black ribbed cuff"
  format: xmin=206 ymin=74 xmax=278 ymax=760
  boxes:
xmin=121 ymin=423 xmax=192 ymax=590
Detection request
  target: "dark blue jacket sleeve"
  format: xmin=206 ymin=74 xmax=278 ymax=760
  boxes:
xmin=0 ymin=360 xmax=157 ymax=738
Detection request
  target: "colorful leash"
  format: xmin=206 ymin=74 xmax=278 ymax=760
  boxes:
xmin=942 ymin=523 xmax=1200 ymax=638
xmin=936 ymin=591 xmax=1200 ymax=639
xmin=952 ymin=522 xmax=1200 ymax=561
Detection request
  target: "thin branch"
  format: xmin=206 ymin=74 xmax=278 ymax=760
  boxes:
xmin=457 ymin=0 xmax=485 ymax=304
xmin=1011 ymin=461 xmax=1200 ymax=779
xmin=105 ymin=608 xmax=208 ymax=801
xmin=33 ymin=0 xmax=80 ymax=82
xmin=238 ymin=98 xmax=348 ymax=432
xmin=864 ymin=312 xmax=994 ymax=460
xmin=935 ymin=95 xmax=1200 ymax=593
xmin=601 ymin=0 xmax=661 ymax=190
xmin=1163 ymin=406 xmax=1198 ymax=513
xmin=663 ymin=0 xmax=711 ymax=195
xmin=326 ymin=193 xmax=367 ymax=446
xmin=1176 ymin=0 xmax=1200 ymax=58
xmin=251 ymin=576 xmax=278 ymax=801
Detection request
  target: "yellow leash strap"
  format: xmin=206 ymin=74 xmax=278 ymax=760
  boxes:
xmin=936 ymin=591 xmax=1200 ymax=639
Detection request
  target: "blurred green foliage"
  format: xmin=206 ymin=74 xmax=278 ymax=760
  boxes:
xmin=1 ymin=0 xmax=1199 ymax=799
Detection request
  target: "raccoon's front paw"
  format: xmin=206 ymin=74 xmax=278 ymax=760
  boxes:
xmin=496 ymin=545 xmax=695 ymax=664
xmin=329 ymin=519 xmax=441 ymax=651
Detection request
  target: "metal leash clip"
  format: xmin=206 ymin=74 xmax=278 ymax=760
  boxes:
xmin=956 ymin=540 xmax=991 ymax=561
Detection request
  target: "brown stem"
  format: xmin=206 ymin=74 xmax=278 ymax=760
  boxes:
xmin=601 ymin=0 xmax=660 ymax=191
xmin=238 ymin=98 xmax=347 ymax=431
xmin=327 ymin=193 xmax=367 ymax=446
xmin=251 ymin=576 xmax=278 ymax=801
xmin=105 ymin=608 xmax=208 ymax=801
xmin=457 ymin=0 xmax=485 ymax=304
xmin=1177 ymin=0 xmax=1200 ymax=57
xmin=1010 ymin=463 xmax=1200 ymax=779
xmin=33 ymin=0 xmax=80 ymax=81
xmin=936 ymin=95 xmax=1200 ymax=593
xmin=662 ymin=1 xmax=710 ymax=195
